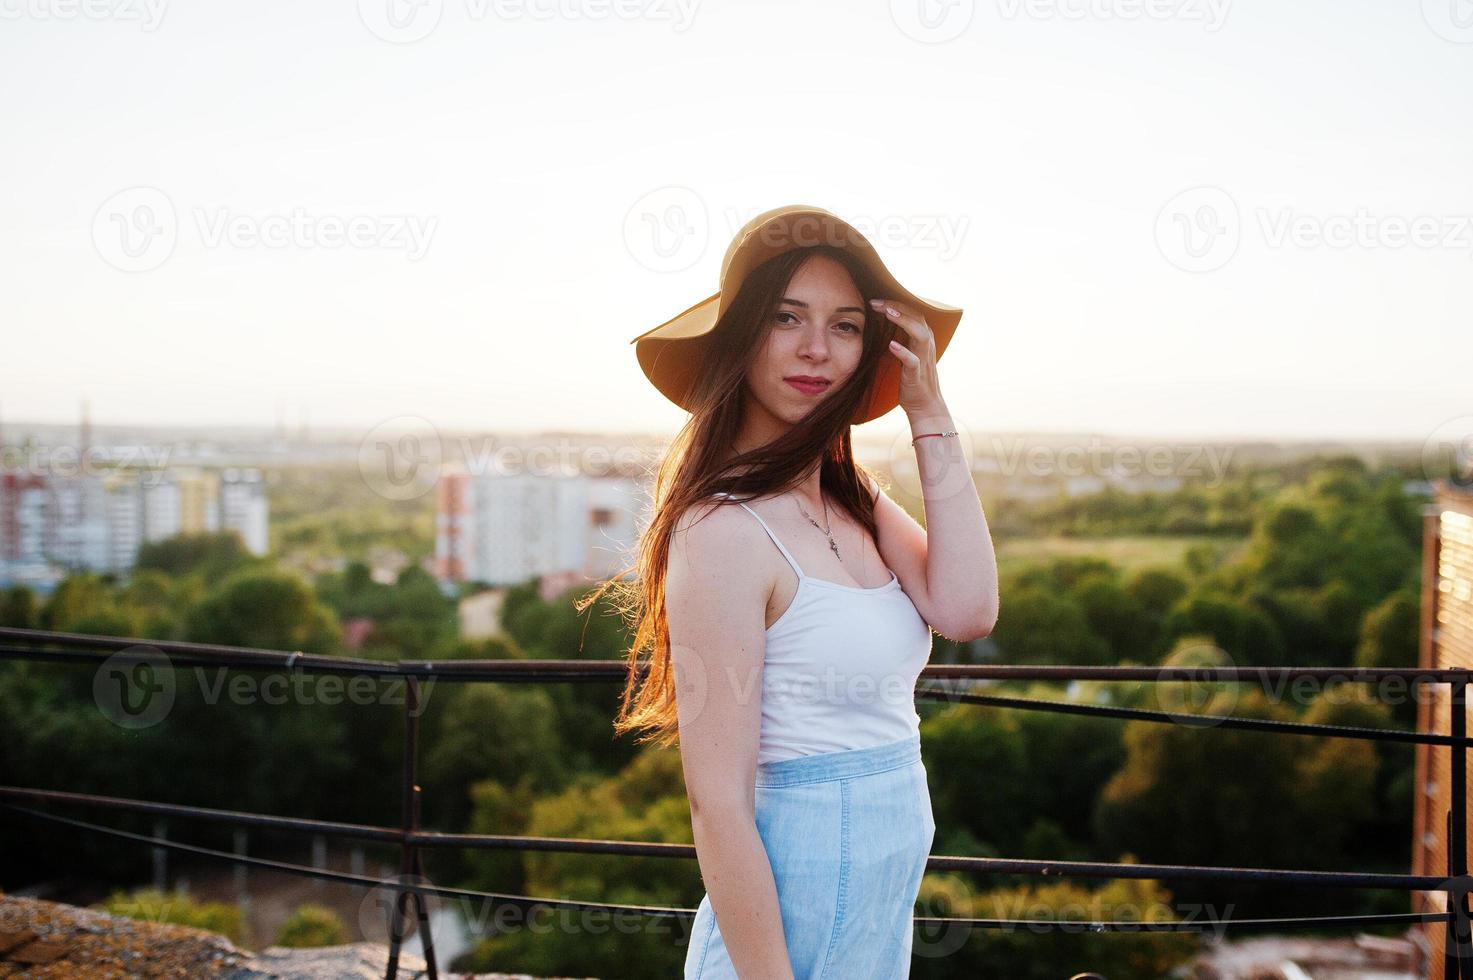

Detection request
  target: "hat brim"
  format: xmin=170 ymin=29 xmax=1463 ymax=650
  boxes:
xmin=633 ymin=201 xmax=966 ymax=424
xmin=632 ymin=290 xmax=960 ymax=425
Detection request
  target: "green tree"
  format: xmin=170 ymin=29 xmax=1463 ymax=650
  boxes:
xmin=922 ymin=873 xmax=1198 ymax=980
xmin=988 ymin=586 xmax=1111 ymax=667
xmin=276 ymin=903 xmax=348 ymax=947
xmin=1126 ymin=566 xmax=1189 ymax=618
xmin=1160 ymin=592 xmax=1286 ymax=666
xmin=38 ymin=573 xmax=115 ymax=630
xmin=461 ymin=773 xmax=539 ymax=897
xmin=118 ymin=569 xmax=183 ymax=638
xmin=136 ymin=530 xmax=259 ymax=581
xmin=1243 ymin=501 xmax=1335 ymax=590
xmin=456 ymin=745 xmax=697 ymax=978
xmin=0 ymin=585 xmax=38 ymax=629
xmin=1012 ymin=692 xmax=1128 ymax=852
xmin=504 ymin=581 xmax=643 ymax=776
xmin=920 ymin=706 xmax=1031 ymax=856
xmin=184 ymin=569 xmax=342 ymax=655
xmin=94 ymin=887 xmax=251 ymax=947
xmin=1093 ymin=687 xmax=1377 ymax=915
xmin=423 ymin=684 xmax=568 ymax=832
xmin=1357 ymin=588 xmax=1419 ymax=670
xmin=1074 ymin=573 xmax=1157 ymax=663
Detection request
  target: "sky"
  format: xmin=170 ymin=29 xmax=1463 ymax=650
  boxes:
xmin=2 ymin=0 xmax=1470 ymax=446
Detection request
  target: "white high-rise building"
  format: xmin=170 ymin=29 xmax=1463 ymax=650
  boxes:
xmin=0 ymin=465 xmax=270 ymax=588
xmin=103 ymin=474 xmax=143 ymax=574
xmin=141 ymin=474 xmax=182 ymax=544
xmin=435 ymin=469 xmax=642 ymax=588
xmin=51 ymin=475 xmax=109 ymax=573
xmin=219 ymin=467 xmax=269 ymax=555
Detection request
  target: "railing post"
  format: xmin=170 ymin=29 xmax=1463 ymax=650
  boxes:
xmin=151 ymin=818 xmax=167 ymax=891
xmin=233 ymin=829 xmax=250 ymax=916
xmin=1447 ymin=679 xmax=1469 ymax=979
xmin=386 ymin=673 xmax=438 ymax=980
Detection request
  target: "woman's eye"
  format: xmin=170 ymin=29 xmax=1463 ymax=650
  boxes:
xmin=774 ymin=311 xmax=859 ymax=333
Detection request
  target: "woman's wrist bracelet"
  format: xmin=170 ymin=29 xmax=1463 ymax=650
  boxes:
xmin=911 ymin=430 xmax=959 ymax=446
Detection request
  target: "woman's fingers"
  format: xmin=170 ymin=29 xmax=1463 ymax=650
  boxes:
xmin=870 ymin=297 xmax=934 ymax=349
xmin=887 ymin=338 xmax=919 ymax=366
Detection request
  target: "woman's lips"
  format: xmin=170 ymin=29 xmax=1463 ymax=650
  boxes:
xmin=785 ymin=378 xmax=830 ymax=396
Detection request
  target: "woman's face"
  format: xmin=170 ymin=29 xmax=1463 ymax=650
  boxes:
xmin=744 ymin=253 xmax=867 ymax=425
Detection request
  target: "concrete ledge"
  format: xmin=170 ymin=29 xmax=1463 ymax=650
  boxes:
xmin=0 ymin=894 xmax=594 ymax=979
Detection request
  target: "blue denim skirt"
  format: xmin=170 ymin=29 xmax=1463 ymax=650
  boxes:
xmin=683 ymin=733 xmax=936 ymax=979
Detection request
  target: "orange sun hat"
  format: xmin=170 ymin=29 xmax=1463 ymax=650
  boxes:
xmin=629 ymin=204 xmax=964 ymax=425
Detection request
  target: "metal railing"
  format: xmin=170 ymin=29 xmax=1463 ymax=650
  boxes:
xmin=0 ymin=625 xmax=1464 ymax=979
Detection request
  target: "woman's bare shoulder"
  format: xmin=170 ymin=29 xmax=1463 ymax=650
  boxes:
xmin=666 ymin=497 xmax=773 ymax=627
xmin=671 ymin=493 xmax=762 ymax=550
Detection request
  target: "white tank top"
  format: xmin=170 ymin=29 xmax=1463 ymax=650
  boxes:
xmin=712 ymin=492 xmax=934 ymax=765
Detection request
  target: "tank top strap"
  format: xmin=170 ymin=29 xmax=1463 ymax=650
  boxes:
xmin=711 ymin=492 xmax=806 ymax=581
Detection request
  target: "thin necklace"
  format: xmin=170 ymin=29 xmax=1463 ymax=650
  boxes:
xmin=794 ymin=493 xmax=842 ymax=564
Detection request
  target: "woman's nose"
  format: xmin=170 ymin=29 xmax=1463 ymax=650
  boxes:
xmin=799 ymin=326 xmax=830 ymax=358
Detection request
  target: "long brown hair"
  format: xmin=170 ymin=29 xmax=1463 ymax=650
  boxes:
xmin=576 ymin=245 xmax=901 ymax=749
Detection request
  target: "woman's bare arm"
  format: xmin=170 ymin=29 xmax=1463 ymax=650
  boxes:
xmin=667 ymin=500 xmax=795 ymax=980
xmin=867 ymin=402 xmax=999 ymax=641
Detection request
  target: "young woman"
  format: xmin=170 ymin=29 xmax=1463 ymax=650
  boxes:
xmin=595 ymin=205 xmax=998 ymax=978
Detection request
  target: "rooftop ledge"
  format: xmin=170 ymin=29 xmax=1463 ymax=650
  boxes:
xmin=0 ymin=894 xmax=595 ymax=980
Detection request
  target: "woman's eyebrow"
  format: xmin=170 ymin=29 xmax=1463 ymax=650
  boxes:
xmin=779 ymin=297 xmax=867 ymax=315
